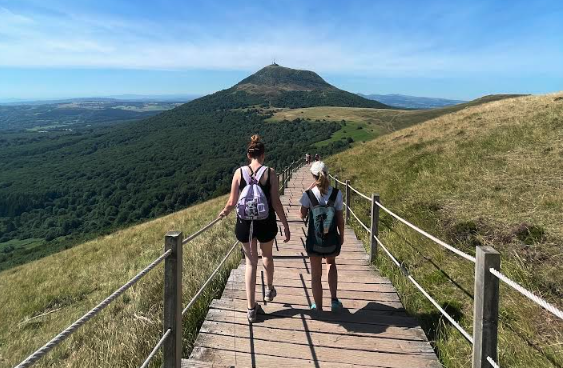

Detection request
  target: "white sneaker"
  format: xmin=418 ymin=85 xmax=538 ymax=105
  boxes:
xmin=264 ymin=286 xmax=277 ymax=302
xmin=247 ymin=304 xmax=262 ymax=323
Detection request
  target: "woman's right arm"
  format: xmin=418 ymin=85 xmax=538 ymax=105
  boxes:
xmin=219 ymin=170 xmax=240 ymax=218
xmin=269 ymin=170 xmax=291 ymax=242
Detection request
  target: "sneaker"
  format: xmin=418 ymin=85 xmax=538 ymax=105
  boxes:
xmin=331 ymin=299 xmax=343 ymax=312
xmin=310 ymin=303 xmax=323 ymax=312
xmin=264 ymin=286 xmax=277 ymax=302
xmin=247 ymin=304 xmax=262 ymax=323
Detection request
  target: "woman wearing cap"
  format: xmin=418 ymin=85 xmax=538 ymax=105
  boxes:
xmin=299 ymin=161 xmax=345 ymax=312
xmin=219 ymin=135 xmax=291 ymax=322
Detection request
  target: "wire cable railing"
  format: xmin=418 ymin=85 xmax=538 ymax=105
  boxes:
xmin=349 ymin=184 xmax=371 ymax=201
xmin=182 ymin=240 xmax=239 ymax=315
xmin=376 ymin=201 xmax=476 ymax=263
xmin=489 ymin=268 xmax=563 ymax=320
xmin=329 ymin=173 xmax=345 ymax=186
xmin=487 ymin=356 xmax=501 ymax=368
xmin=346 ymin=204 xmax=370 ymax=233
xmin=182 ymin=217 xmax=222 ymax=245
xmin=15 ymin=249 xmax=172 ymax=368
xmin=331 ymin=174 xmax=476 ymax=262
xmin=352 ymin=209 xmax=474 ymax=343
xmin=138 ymin=328 xmax=172 ymax=368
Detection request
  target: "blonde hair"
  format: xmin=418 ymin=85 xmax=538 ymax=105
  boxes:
xmin=315 ymin=170 xmax=330 ymax=196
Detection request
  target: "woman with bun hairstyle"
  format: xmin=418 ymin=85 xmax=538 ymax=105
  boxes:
xmin=299 ymin=161 xmax=345 ymax=312
xmin=220 ymin=135 xmax=291 ymax=322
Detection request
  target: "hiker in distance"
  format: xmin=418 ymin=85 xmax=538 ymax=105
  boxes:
xmin=300 ymin=161 xmax=345 ymax=312
xmin=219 ymin=135 xmax=291 ymax=322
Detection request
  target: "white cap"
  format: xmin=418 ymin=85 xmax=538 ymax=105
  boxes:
xmin=310 ymin=161 xmax=327 ymax=176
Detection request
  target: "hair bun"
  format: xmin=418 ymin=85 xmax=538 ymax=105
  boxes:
xmin=250 ymin=134 xmax=261 ymax=143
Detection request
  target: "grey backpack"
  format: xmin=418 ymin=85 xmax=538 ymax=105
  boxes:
xmin=236 ymin=166 xmax=270 ymax=220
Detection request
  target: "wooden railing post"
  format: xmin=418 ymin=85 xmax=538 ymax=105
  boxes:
xmin=164 ymin=231 xmax=183 ymax=368
xmin=280 ymin=170 xmax=285 ymax=195
xmin=334 ymin=175 xmax=338 ymax=190
xmin=345 ymin=180 xmax=351 ymax=224
xmin=472 ymin=246 xmax=500 ymax=368
xmin=369 ymin=194 xmax=380 ymax=263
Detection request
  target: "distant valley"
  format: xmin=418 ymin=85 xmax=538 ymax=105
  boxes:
xmin=0 ymin=99 xmax=186 ymax=132
xmin=359 ymin=93 xmax=466 ymax=109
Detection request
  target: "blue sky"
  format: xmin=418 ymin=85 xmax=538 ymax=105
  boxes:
xmin=0 ymin=0 xmax=562 ymax=100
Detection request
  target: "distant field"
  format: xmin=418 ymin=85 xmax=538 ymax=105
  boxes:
xmin=0 ymin=238 xmax=45 ymax=261
xmin=266 ymin=94 xmax=525 ymax=146
xmin=0 ymin=101 xmax=182 ymax=132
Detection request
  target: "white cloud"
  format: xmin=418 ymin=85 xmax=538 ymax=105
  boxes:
xmin=0 ymin=6 xmax=34 ymax=24
xmin=0 ymin=5 xmax=561 ymax=78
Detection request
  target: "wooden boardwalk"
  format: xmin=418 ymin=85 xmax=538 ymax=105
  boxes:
xmin=184 ymin=166 xmax=441 ymax=368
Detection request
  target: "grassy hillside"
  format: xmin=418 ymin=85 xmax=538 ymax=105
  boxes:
xmin=326 ymin=92 xmax=563 ymax=367
xmin=0 ymin=195 xmax=240 ymax=368
xmin=267 ymin=94 xmax=524 ymax=146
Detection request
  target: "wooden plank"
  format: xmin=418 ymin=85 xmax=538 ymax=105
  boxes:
xmin=184 ymin=347 xmax=390 ymax=368
xmin=198 ymin=319 xmax=434 ymax=354
xmin=230 ymin=270 xmax=393 ymax=285
xmin=261 ymin=259 xmax=374 ymax=268
xmin=221 ymin=290 xmax=404 ymax=311
xmin=223 ymin=281 xmax=402 ymax=302
xmin=192 ymin=332 xmax=440 ymax=368
xmin=204 ymin=308 xmax=428 ymax=341
xmin=210 ymin=299 xmax=418 ymax=328
xmin=232 ymin=266 xmax=391 ymax=283
xmin=200 ymin=321 xmax=434 ymax=355
xmin=226 ymin=277 xmax=397 ymax=293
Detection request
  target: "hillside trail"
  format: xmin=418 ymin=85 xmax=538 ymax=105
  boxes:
xmin=183 ymin=165 xmax=441 ymax=367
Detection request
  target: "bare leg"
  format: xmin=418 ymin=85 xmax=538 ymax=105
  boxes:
xmin=241 ymin=239 xmax=259 ymax=309
xmin=259 ymin=240 xmax=275 ymax=288
xmin=310 ymin=256 xmax=324 ymax=309
xmin=326 ymin=256 xmax=338 ymax=300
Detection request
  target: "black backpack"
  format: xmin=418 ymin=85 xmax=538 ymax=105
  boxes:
xmin=305 ymin=189 xmax=341 ymax=256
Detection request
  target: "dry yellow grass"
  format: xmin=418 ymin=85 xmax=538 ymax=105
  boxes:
xmin=326 ymin=92 xmax=563 ymax=367
xmin=0 ymin=195 xmax=239 ymax=368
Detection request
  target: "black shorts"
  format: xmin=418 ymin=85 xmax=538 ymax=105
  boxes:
xmin=235 ymin=214 xmax=278 ymax=243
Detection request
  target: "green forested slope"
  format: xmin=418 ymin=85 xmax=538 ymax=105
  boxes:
xmin=0 ymin=105 xmax=343 ymax=270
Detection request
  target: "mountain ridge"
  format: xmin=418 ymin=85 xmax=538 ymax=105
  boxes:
xmin=190 ymin=64 xmax=390 ymax=109
xmin=235 ymin=64 xmax=337 ymax=94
